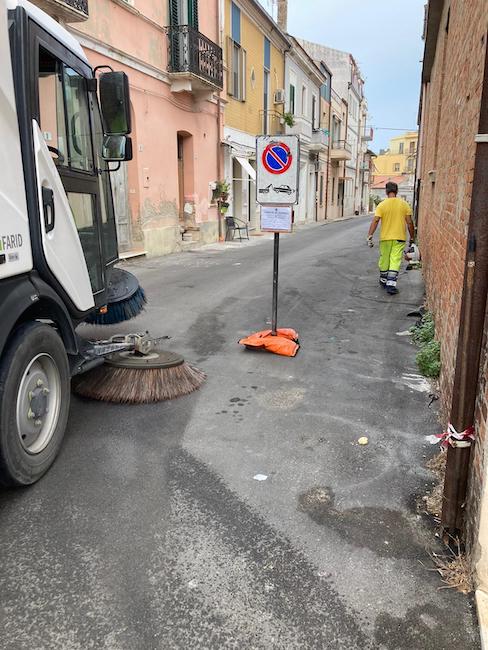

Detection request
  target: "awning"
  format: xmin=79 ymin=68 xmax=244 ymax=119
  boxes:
xmin=235 ymin=156 xmax=256 ymax=181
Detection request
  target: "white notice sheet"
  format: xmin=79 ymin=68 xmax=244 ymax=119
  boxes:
xmin=260 ymin=206 xmax=293 ymax=232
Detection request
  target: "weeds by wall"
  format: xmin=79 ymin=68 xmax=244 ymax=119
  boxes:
xmin=410 ymin=312 xmax=441 ymax=378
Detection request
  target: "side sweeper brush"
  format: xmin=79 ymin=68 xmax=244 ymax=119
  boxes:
xmin=72 ymin=347 xmax=205 ymax=404
xmin=86 ymin=268 xmax=147 ymax=325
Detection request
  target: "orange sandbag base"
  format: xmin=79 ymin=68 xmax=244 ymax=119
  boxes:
xmin=239 ymin=328 xmax=300 ymax=357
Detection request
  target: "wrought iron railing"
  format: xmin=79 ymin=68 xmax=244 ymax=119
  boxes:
xmin=40 ymin=0 xmax=88 ymax=17
xmin=332 ymin=140 xmax=352 ymax=153
xmin=67 ymin=0 xmax=88 ymax=12
xmin=57 ymin=0 xmax=88 ymax=14
xmin=165 ymin=25 xmax=223 ymax=89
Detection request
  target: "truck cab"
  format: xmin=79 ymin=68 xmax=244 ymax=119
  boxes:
xmin=0 ymin=0 xmax=134 ymax=485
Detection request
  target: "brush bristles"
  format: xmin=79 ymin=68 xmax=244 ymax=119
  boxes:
xmin=72 ymin=362 xmax=206 ymax=403
xmin=86 ymin=287 xmax=147 ymax=325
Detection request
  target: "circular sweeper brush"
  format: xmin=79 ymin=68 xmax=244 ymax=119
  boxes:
xmin=72 ymin=350 xmax=205 ymax=404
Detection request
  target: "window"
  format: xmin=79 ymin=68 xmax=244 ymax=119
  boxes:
xmin=169 ymin=0 xmax=199 ymax=29
xmin=264 ymin=37 xmax=270 ymax=70
xmin=394 ymin=163 xmax=400 ymax=172
xmin=187 ymin=0 xmax=198 ymax=29
xmin=312 ymin=95 xmax=317 ymax=129
xmin=319 ymin=173 xmax=324 ymax=207
xmin=38 ymin=49 xmax=94 ymax=172
xmin=289 ymin=83 xmax=295 ymax=114
xmin=407 ymin=158 xmax=414 ymax=172
xmin=263 ymin=37 xmax=270 ymax=134
xmin=332 ymin=116 xmax=341 ymax=143
xmin=348 ymin=97 xmax=358 ymax=120
xmin=409 ymin=141 xmax=416 ymax=153
xmin=228 ymin=37 xmax=246 ymax=101
xmin=399 ymin=142 xmax=404 ymax=154
xmin=320 ymin=65 xmax=331 ymax=101
xmin=231 ymin=2 xmax=240 ymax=42
xmin=301 ymin=85 xmax=307 ymax=116
xmin=67 ymin=192 xmax=102 ymax=292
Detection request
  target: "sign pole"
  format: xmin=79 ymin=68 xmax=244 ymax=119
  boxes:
xmin=271 ymin=232 xmax=279 ymax=335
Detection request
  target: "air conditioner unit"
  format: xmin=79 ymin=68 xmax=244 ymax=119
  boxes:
xmin=274 ymin=89 xmax=285 ymax=105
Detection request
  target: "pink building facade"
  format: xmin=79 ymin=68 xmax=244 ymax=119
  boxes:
xmin=61 ymin=0 xmax=223 ymax=256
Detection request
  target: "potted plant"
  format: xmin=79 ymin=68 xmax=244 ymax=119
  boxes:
xmin=214 ymin=180 xmax=230 ymax=202
xmin=220 ymin=201 xmax=229 ymax=215
xmin=282 ymin=112 xmax=295 ymax=128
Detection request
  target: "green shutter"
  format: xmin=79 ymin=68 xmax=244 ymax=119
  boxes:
xmin=188 ymin=0 xmax=199 ymax=29
xmin=169 ymin=0 xmax=180 ymax=70
xmin=169 ymin=0 xmax=179 ymax=25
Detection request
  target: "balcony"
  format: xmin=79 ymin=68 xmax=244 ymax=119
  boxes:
xmin=287 ymin=116 xmax=312 ymax=141
xmin=34 ymin=0 xmax=88 ymax=22
xmin=330 ymin=140 xmax=352 ymax=161
xmin=165 ymin=25 xmax=223 ymax=93
xmin=361 ymin=127 xmax=373 ymax=141
xmin=309 ymin=128 xmax=329 ymax=152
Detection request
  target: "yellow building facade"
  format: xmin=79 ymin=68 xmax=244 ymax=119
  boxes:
xmin=373 ymin=131 xmax=418 ymax=176
xmin=223 ymin=0 xmax=289 ymax=229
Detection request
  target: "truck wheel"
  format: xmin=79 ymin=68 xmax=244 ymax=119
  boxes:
xmin=0 ymin=322 xmax=70 ymax=487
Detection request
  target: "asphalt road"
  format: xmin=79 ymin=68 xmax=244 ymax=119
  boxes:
xmin=0 ymin=217 xmax=480 ymax=649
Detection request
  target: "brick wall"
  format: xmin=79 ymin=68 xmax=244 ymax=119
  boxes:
xmin=417 ymin=0 xmax=488 ymax=557
xmin=467 ymin=318 xmax=488 ymax=562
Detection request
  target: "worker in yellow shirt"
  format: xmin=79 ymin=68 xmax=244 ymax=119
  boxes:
xmin=366 ymin=182 xmax=415 ymax=294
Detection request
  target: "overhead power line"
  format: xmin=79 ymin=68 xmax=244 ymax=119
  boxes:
xmin=366 ymin=126 xmax=418 ymax=131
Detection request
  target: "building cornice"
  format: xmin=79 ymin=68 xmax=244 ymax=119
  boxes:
xmin=287 ymin=35 xmax=326 ymax=86
xmin=232 ymin=0 xmax=291 ymax=52
xmin=68 ymin=27 xmax=170 ymax=85
xmin=422 ymin=0 xmax=445 ymax=83
xmin=111 ymin=0 xmax=166 ymax=33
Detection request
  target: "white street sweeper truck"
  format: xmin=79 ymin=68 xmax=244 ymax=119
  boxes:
xmin=0 ymin=0 xmax=205 ymax=487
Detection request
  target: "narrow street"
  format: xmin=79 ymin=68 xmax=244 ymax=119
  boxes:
xmin=0 ymin=217 xmax=479 ymax=649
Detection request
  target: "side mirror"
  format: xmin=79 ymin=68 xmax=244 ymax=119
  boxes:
xmin=99 ymin=71 xmax=131 ymax=135
xmin=102 ymin=135 xmax=133 ymax=162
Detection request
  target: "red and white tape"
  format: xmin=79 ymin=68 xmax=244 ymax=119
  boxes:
xmin=425 ymin=422 xmax=475 ymax=447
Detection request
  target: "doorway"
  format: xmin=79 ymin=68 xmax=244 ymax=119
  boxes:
xmin=177 ymin=134 xmax=185 ymax=225
xmin=177 ymin=132 xmax=194 ymax=228
xmin=338 ymin=180 xmax=345 ymax=217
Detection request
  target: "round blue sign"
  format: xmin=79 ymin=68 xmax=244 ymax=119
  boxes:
xmin=262 ymin=142 xmax=293 ymax=175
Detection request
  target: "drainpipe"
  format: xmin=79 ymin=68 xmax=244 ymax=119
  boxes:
xmin=324 ymin=95 xmax=332 ymax=219
xmin=217 ymin=0 xmax=224 ymax=241
xmin=441 ymin=33 xmax=488 ymax=533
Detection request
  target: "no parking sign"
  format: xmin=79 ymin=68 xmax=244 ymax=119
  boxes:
xmin=256 ymin=135 xmax=300 ymax=205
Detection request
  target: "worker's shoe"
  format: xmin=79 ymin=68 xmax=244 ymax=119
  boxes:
xmin=386 ymin=270 xmax=399 ymax=295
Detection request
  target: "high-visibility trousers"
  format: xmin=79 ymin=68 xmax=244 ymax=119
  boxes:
xmin=378 ymin=239 xmax=405 ymax=288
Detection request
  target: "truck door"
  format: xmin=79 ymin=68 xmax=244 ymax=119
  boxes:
xmin=34 ymin=40 xmax=102 ymax=313
xmin=0 ymin=1 xmax=32 ymax=280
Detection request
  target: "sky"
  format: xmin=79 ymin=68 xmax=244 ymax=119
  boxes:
xmin=259 ymin=0 xmax=426 ymax=152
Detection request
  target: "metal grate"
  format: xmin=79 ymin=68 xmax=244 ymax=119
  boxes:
xmin=165 ymin=25 xmax=223 ymax=89
xmin=63 ymin=0 xmax=88 ymax=14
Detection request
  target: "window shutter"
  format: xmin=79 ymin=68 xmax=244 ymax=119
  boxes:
xmin=169 ymin=0 xmax=180 ymax=70
xmin=289 ymin=84 xmax=295 ymax=114
xmin=188 ymin=0 xmax=199 ymax=30
xmin=169 ymin=0 xmax=179 ymax=25
xmin=240 ymin=47 xmax=246 ymax=102
xmin=227 ymin=37 xmax=234 ymax=97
